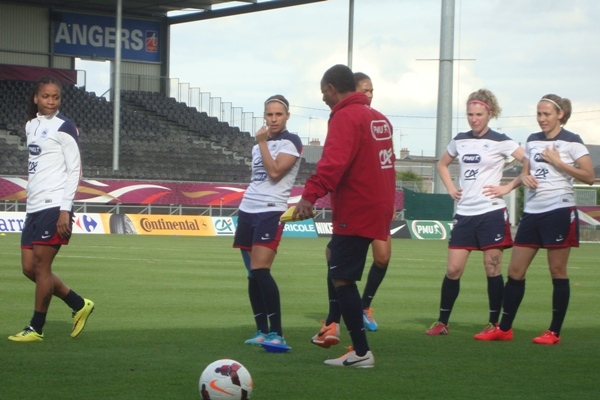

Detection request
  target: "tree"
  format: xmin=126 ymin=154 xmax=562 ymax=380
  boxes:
xmin=396 ymin=169 xmax=423 ymax=182
xmin=397 ymin=169 xmax=424 ymax=191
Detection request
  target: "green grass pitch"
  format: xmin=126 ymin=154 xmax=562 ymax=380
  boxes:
xmin=0 ymin=234 xmax=598 ymax=399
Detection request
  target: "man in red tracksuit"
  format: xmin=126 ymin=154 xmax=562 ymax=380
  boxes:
xmin=295 ymin=64 xmax=396 ymax=368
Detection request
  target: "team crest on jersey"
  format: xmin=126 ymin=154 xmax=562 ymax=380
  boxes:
xmin=40 ymin=128 xmax=49 ymax=139
xmin=533 ymin=153 xmax=547 ymax=163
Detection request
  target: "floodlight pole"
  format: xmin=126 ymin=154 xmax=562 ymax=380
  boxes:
xmin=347 ymin=0 xmax=354 ymax=69
xmin=433 ymin=0 xmax=455 ymax=194
xmin=112 ymin=0 xmax=122 ymax=172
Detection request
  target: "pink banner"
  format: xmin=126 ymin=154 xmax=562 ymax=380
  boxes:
xmin=0 ymin=177 xmax=404 ymax=209
xmin=577 ymin=206 xmax=600 ymax=226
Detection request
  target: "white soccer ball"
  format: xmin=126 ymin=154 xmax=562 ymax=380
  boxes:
xmin=199 ymin=359 xmax=253 ymax=400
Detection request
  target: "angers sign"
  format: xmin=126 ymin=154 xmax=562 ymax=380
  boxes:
xmin=53 ymin=12 xmax=160 ymax=63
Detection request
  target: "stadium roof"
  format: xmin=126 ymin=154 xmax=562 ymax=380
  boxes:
xmin=9 ymin=0 xmax=326 ymax=22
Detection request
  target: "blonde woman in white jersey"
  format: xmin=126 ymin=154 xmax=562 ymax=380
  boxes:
xmin=427 ymin=89 xmax=525 ymax=337
xmin=476 ymin=94 xmax=594 ymax=344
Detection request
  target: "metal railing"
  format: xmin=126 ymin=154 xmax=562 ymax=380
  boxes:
xmin=0 ymin=200 xmax=336 ymax=219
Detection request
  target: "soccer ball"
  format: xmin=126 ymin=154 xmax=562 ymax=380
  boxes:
xmin=199 ymin=359 xmax=253 ymax=400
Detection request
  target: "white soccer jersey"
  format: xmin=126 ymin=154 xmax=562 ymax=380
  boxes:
xmin=523 ymin=129 xmax=589 ymax=214
xmin=25 ymin=111 xmax=81 ymax=213
xmin=447 ymin=130 xmax=520 ymax=216
xmin=239 ymin=130 xmax=303 ymax=213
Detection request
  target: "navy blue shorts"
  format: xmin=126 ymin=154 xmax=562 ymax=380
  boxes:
xmin=514 ymin=207 xmax=579 ymax=248
xmin=21 ymin=207 xmax=72 ymax=249
xmin=327 ymin=234 xmax=373 ymax=281
xmin=449 ymin=208 xmax=513 ymax=250
xmin=233 ymin=210 xmax=284 ymax=252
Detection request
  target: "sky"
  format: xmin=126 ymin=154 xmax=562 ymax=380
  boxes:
xmin=82 ymin=0 xmax=600 ymax=157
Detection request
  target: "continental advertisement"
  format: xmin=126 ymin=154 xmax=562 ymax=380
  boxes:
xmin=105 ymin=214 xmax=215 ymax=236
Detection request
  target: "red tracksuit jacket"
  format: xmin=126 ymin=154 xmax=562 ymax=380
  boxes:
xmin=302 ymin=92 xmax=396 ymax=241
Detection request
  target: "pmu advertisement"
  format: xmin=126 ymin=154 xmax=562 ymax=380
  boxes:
xmin=406 ymin=220 xmax=454 ymax=240
xmin=53 ymin=12 xmax=161 ymax=63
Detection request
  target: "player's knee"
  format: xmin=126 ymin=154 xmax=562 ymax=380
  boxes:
xmin=445 ymin=265 xmax=464 ymax=280
xmin=483 ymin=263 xmax=501 ymax=277
xmin=372 ymin=250 xmax=391 ymax=268
xmin=21 ymin=267 xmax=35 ymax=281
xmin=373 ymin=259 xmax=389 ymax=269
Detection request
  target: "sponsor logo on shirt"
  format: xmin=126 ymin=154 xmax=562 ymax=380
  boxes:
xmin=464 ymin=169 xmax=479 ymax=180
xmin=379 ymin=147 xmax=394 ymax=169
xmin=462 ymin=154 xmax=481 ymax=163
xmin=252 ymin=171 xmax=267 ymax=182
xmin=534 ymin=168 xmax=549 ymax=180
xmin=28 ymin=144 xmax=41 ymax=155
xmin=370 ymin=120 xmax=392 ymax=140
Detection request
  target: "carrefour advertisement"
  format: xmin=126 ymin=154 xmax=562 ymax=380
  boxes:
xmin=0 ymin=212 xmax=108 ymax=234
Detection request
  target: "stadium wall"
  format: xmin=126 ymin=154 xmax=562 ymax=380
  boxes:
xmin=0 ymin=4 xmax=72 ymax=69
xmin=2 ymin=208 xmax=599 ymax=240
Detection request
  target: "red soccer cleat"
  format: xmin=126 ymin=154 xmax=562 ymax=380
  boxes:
xmin=474 ymin=326 xmax=513 ymax=341
xmin=426 ymin=322 xmax=449 ymax=335
xmin=532 ymin=330 xmax=560 ymax=345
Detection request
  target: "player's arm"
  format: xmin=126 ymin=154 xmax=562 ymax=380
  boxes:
xmin=258 ymin=143 xmax=298 ymax=182
xmin=542 ymin=144 xmax=595 ymax=185
xmin=302 ymin=116 xmax=357 ymax=203
xmin=519 ymin=158 xmax=538 ymax=189
xmin=59 ymin=131 xmax=81 ymax=211
xmin=58 ymin=131 xmax=80 ymax=237
xmin=255 ymin=128 xmax=298 ymax=181
xmin=483 ymin=146 xmax=526 ymax=198
xmin=297 ymin=117 xmax=357 ymax=218
xmin=437 ymin=151 xmax=461 ymax=201
xmin=570 ymin=154 xmax=595 ymax=185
